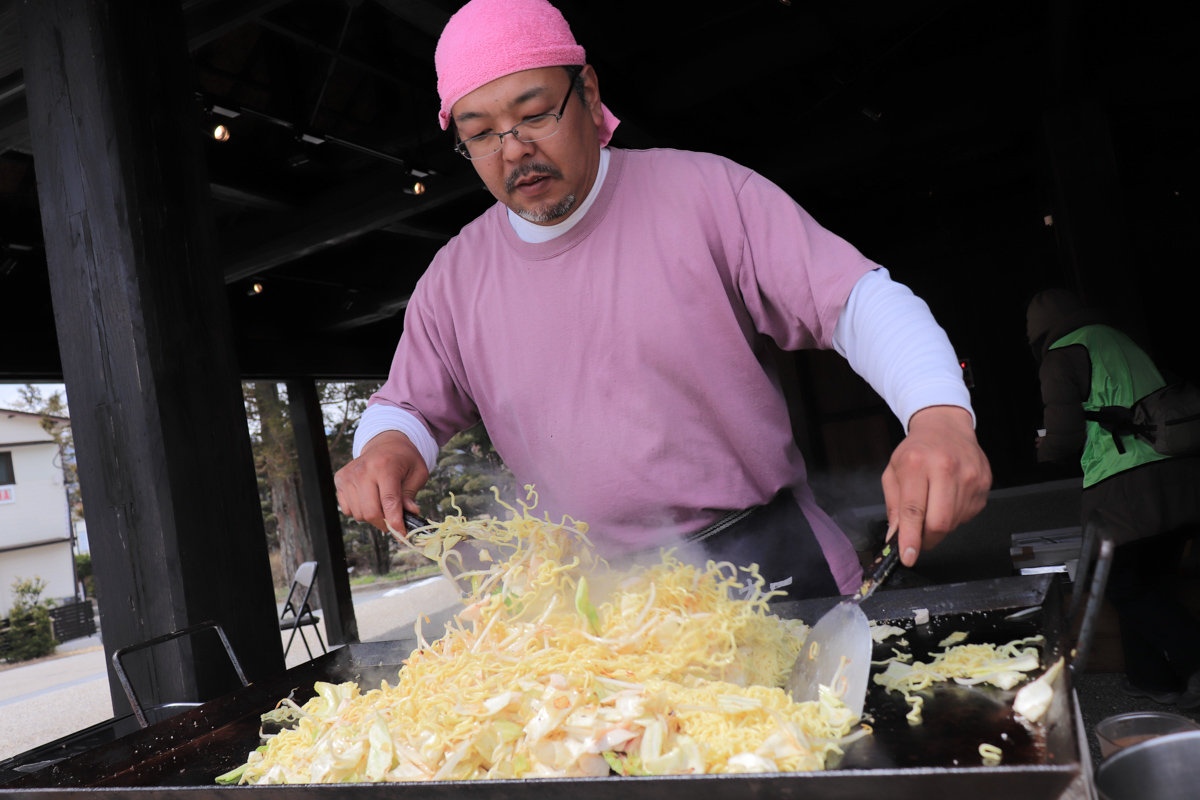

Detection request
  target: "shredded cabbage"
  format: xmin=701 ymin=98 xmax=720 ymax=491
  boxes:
xmin=223 ymin=487 xmax=867 ymax=783
xmin=1013 ymin=656 xmax=1063 ymax=723
xmin=938 ymin=631 xmax=968 ymax=648
xmin=869 ymin=623 xmax=906 ymax=644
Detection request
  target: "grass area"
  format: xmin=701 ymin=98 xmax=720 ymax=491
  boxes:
xmin=349 ymin=563 xmax=440 ymax=587
xmin=273 ymin=563 xmax=441 ymax=601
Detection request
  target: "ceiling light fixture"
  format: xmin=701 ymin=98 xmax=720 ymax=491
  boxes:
xmin=405 ymin=181 xmax=426 ymax=196
xmin=247 ymin=281 xmax=264 ymax=296
xmin=213 ymin=124 xmax=231 ymax=142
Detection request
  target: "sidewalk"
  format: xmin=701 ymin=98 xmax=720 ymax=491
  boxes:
xmin=0 ymin=646 xmax=111 ymax=762
xmin=0 ymin=576 xmax=463 ymax=764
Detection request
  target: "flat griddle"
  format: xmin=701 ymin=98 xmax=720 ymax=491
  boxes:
xmin=3 ymin=574 xmax=1080 ymax=800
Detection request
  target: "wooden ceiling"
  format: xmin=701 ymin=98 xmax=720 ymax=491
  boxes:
xmin=1 ymin=0 xmax=1196 ymax=379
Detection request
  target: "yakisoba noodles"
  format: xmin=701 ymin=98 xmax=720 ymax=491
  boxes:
xmin=218 ymin=487 xmax=868 ymax=784
xmin=873 ymin=634 xmax=1044 ymax=724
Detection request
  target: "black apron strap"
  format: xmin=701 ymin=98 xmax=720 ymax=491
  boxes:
xmin=684 ymin=488 xmax=840 ymax=602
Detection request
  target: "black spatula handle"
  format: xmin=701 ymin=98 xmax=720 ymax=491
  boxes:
xmin=404 ymin=511 xmax=431 ymax=533
xmin=857 ymin=535 xmax=901 ymax=601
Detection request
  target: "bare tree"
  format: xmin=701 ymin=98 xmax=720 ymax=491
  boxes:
xmin=245 ymin=382 xmax=313 ymax=588
xmin=13 ymin=385 xmax=82 ymax=522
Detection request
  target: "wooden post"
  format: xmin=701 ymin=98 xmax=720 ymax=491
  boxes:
xmin=286 ymin=378 xmax=360 ymax=645
xmin=1042 ymin=0 xmax=1150 ymax=348
xmin=20 ymin=0 xmax=284 ymax=713
xmin=1042 ymin=97 xmax=1150 ymax=348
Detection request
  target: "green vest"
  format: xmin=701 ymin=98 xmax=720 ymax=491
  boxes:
xmin=1049 ymin=324 xmax=1169 ymax=487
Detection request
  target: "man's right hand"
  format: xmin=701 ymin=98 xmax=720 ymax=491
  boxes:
xmin=334 ymin=430 xmax=430 ymax=534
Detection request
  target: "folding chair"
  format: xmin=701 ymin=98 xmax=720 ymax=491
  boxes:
xmin=279 ymin=561 xmax=327 ymax=659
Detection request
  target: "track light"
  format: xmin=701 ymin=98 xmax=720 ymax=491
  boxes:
xmin=405 ymin=181 xmax=426 ymax=196
xmin=247 ymin=281 xmax=264 ymax=296
xmin=213 ymin=124 xmax=231 ymax=142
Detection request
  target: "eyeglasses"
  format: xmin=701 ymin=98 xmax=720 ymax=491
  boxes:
xmin=453 ymin=69 xmax=580 ymax=160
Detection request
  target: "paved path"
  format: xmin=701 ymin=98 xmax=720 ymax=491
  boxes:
xmin=0 ymin=648 xmax=111 ymax=763
xmin=0 ymin=576 xmax=463 ymax=764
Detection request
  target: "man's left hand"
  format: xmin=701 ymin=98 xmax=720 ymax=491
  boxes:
xmin=882 ymin=405 xmax=991 ymax=567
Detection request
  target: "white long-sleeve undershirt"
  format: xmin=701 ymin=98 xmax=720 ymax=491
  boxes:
xmin=831 ymin=267 xmax=974 ymax=433
xmin=353 ymin=266 xmax=973 ymax=469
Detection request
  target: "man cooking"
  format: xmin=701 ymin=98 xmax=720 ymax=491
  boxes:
xmin=335 ymin=0 xmax=991 ymax=601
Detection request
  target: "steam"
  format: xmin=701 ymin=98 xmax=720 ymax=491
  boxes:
xmin=806 ymin=469 xmax=889 ymax=553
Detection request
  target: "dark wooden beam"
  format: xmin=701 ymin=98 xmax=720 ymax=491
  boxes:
xmin=0 ymin=1 xmax=21 ymax=78
xmin=381 ymin=221 xmax=451 ymax=242
xmin=0 ymin=327 xmax=61 ymax=380
xmin=323 ymin=292 xmax=411 ymax=332
xmin=184 ymin=0 xmax=295 ymax=50
xmin=256 ymin=17 xmax=417 ymax=91
xmin=21 ymin=0 xmax=284 ymax=714
xmin=286 ymin=377 xmax=359 ymax=646
xmin=0 ymin=93 xmax=28 ymax=154
xmin=0 ymin=0 xmax=294 ymax=154
xmin=0 ymin=69 xmax=23 ymax=103
xmin=0 ymin=333 xmax=398 ymax=382
xmin=372 ymin=0 xmax=450 ymax=40
xmin=234 ymin=338 xmax=395 ymax=379
xmin=221 ymin=169 xmax=485 ymax=282
xmin=209 ymin=181 xmax=299 ymax=212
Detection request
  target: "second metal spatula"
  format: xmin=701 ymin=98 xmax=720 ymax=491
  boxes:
xmin=786 ymin=527 xmax=900 ymax=717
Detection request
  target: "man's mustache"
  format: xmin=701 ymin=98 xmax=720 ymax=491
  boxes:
xmin=505 ymin=162 xmax=563 ymax=194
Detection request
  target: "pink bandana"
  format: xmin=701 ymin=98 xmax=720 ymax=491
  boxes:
xmin=435 ymin=0 xmax=620 ymax=146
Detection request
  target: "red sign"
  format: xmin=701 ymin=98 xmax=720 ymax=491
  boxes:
xmin=0 ymin=486 xmax=13 ymax=504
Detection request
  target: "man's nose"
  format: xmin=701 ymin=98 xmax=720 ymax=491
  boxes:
xmin=500 ymin=129 xmax=536 ymax=158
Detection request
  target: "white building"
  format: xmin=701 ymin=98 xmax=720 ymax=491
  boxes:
xmin=0 ymin=408 xmax=75 ymax=616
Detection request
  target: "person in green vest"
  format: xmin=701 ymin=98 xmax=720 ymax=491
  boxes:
xmin=1027 ymin=289 xmax=1200 ymax=707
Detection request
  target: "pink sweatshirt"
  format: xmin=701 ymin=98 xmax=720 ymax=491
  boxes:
xmin=371 ymin=148 xmax=876 ymax=593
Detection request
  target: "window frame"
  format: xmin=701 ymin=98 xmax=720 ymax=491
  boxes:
xmin=0 ymin=451 xmax=14 ymax=485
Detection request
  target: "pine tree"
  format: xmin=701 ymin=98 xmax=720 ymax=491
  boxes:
xmin=320 ymin=381 xmax=397 ymax=577
xmin=3 ymin=577 xmax=58 ymax=663
xmin=416 ymin=424 xmax=516 ymax=521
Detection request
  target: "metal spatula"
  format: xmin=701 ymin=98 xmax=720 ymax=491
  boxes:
xmin=786 ymin=526 xmax=900 ymax=717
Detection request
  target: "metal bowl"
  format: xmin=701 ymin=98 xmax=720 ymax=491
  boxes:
xmin=1095 ymin=710 xmax=1200 ymax=759
xmin=1095 ymin=729 xmax=1200 ymax=800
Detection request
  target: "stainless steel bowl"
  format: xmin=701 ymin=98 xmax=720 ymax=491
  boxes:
xmin=1095 ymin=729 xmax=1200 ymax=800
xmin=1095 ymin=710 xmax=1200 ymax=759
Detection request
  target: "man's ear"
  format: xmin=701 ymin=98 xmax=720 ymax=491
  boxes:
xmin=580 ymin=64 xmax=605 ymax=129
